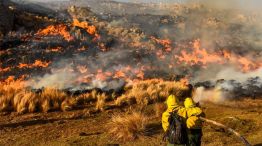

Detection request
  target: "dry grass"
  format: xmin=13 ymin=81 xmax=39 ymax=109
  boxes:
xmin=0 ymin=79 xmax=188 ymax=114
xmin=107 ymin=112 xmax=149 ymax=141
xmin=95 ymin=93 xmax=108 ymax=111
xmin=115 ymin=79 xmax=188 ymax=106
xmin=154 ymin=102 xmax=166 ymax=118
xmin=0 ymin=80 xmax=77 ymax=113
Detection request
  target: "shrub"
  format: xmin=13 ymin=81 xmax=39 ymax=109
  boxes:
xmin=107 ymin=112 xmax=148 ymax=141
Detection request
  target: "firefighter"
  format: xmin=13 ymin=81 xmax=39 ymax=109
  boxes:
xmin=162 ymin=94 xmax=187 ymax=146
xmin=184 ymin=97 xmax=205 ymax=146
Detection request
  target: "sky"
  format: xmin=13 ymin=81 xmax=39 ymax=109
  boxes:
xmin=12 ymin=0 xmax=262 ymax=11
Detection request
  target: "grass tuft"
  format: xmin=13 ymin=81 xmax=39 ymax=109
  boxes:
xmin=107 ymin=112 xmax=149 ymax=141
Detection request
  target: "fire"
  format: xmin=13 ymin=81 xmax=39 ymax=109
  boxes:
xmin=32 ymin=60 xmax=50 ymax=68
xmin=18 ymin=60 xmax=50 ymax=69
xmin=175 ymin=39 xmax=223 ymax=66
xmin=77 ymin=65 xmax=88 ymax=74
xmin=156 ymin=50 xmax=166 ymax=59
xmin=46 ymin=47 xmax=62 ymax=53
xmin=77 ymin=46 xmax=87 ymax=51
xmin=221 ymin=50 xmax=261 ymax=72
xmin=135 ymin=70 xmax=145 ymax=79
xmin=4 ymin=76 xmax=15 ymax=83
xmin=1 ymin=75 xmax=26 ymax=86
xmin=36 ymin=24 xmax=73 ymax=41
xmin=72 ymin=19 xmax=99 ymax=38
xmin=114 ymin=70 xmax=126 ymax=78
xmin=0 ymin=67 xmax=11 ymax=73
xmin=236 ymin=57 xmax=259 ymax=72
xmin=18 ymin=63 xmax=28 ymax=68
xmin=96 ymin=69 xmax=108 ymax=81
xmin=179 ymin=78 xmax=189 ymax=86
xmin=151 ymin=36 xmax=172 ymax=52
xmin=174 ymin=39 xmax=262 ymax=72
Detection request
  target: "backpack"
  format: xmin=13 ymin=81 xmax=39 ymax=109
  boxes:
xmin=164 ymin=111 xmax=188 ymax=144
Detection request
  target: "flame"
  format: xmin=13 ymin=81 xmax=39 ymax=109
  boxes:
xmin=4 ymin=76 xmax=15 ymax=83
xmin=156 ymin=50 xmax=166 ymax=59
xmin=175 ymin=39 xmax=223 ymax=66
xmin=0 ymin=67 xmax=11 ymax=73
xmin=77 ymin=46 xmax=87 ymax=51
xmin=236 ymin=57 xmax=258 ymax=72
xmin=135 ymin=70 xmax=145 ymax=79
xmin=151 ymin=36 xmax=172 ymax=52
xmin=222 ymin=50 xmax=261 ymax=72
xmin=72 ymin=19 xmax=99 ymax=39
xmin=32 ymin=60 xmax=50 ymax=68
xmin=96 ymin=69 xmax=107 ymax=81
xmin=174 ymin=39 xmax=262 ymax=72
xmin=114 ymin=70 xmax=126 ymax=78
xmin=18 ymin=63 xmax=28 ymax=69
xmin=77 ymin=65 xmax=88 ymax=74
xmin=46 ymin=47 xmax=62 ymax=53
xmin=36 ymin=24 xmax=73 ymax=41
xmin=179 ymin=78 xmax=189 ymax=86
xmin=18 ymin=60 xmax=50 ymax=69
xmin=1 ymin=75 xmax=26 ymax=85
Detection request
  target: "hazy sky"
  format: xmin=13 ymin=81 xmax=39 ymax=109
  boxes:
xmin=14 ymin=0 xmax=262 ymax=11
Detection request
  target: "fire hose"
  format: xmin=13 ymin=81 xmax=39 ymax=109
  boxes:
xmin=199 ymin=117 xmax=251 ymax=146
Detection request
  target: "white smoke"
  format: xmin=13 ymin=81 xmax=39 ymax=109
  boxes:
xmin=215 ymin=68 xmax=262 ymax=83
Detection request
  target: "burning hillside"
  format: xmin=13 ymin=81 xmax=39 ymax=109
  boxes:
xmin=1 ymin=0 xmax=262 ymax=111
xmin=1 ymin=1 xmax=262 ymax=146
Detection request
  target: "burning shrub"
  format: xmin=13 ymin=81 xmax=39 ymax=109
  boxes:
xmin=107 ymin=112 xmax=148 ymax=141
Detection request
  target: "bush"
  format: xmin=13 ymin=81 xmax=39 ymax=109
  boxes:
xmin=107 ymin=112 xmax=148 ymax=141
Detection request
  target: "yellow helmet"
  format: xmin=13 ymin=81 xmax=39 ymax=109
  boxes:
xmin=166 ymin=95 xmax=179 ymax=109
xmin=184 ymin=97 xmax=195 ymax=108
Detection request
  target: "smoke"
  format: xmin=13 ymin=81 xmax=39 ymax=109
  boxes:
xmin=193 ymin=68 xmax=262 ymax=103
xmin=3 ymin=0 xmax=262 ymax=102
xmin=215 ymin=68 xmax=262 ymax=82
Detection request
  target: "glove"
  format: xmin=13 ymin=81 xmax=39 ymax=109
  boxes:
xmin=186 ymin=116 xmax=202 ymax=129
xmin=187 ymin=107 xmax=203 ymax=117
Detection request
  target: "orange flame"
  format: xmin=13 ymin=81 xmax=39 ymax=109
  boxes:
xmin=176 ymin=39 xmax=223 ymax=66
xmin=18 ymin=60 xmax=50 ymax=69
xmin=0 ymin=67 xmax=11 ymax=73
xmin=46 ymin=47 xmax=62 ymax=53
xmin=114 ymin=70 xmax=126 ymax=78
xmin=77 ymin=65 xmax=88 ymax=74
xmin=36 ymin=24 xmax=73 ymax=41
xmin=172 ymin=39 xmax=262 ymax=72
xmin=151 ymin=36 xmax=172 ymax=52
xmin=72 ymin=19 xmax=99 ymax=38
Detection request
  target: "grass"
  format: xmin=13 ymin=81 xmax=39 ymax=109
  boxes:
xmin=0 ymin=79 xmax=188 ymax=114
xmin=0 ymin=80 xmax=261 ymax=145
xmin=107 ymin=112 xmax=149 ymax=141
xmin=0 ymin=80 xmax=76 ymax=113
xmin=115 ymin=79 xmax=188 ymax=107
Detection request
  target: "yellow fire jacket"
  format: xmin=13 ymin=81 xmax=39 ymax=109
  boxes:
xmin=184 ymin=97 xmax=205 ymax=129
xmin=162 ymin=95 xmax=187 ymax=132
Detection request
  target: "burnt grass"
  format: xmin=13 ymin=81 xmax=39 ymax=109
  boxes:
xmin=0 ymin=99 xmax=261 ymax=146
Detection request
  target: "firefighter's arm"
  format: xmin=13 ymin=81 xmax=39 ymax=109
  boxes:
xmin=162 ymin=111 xmax=170 ymax=132
xmin=186 ymin=116 xmax=202 ymax=129
xmin=186 ymin=107 xmax=205 ymax=129
xmin=187 ymin=107 xmax=203 ymax=117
